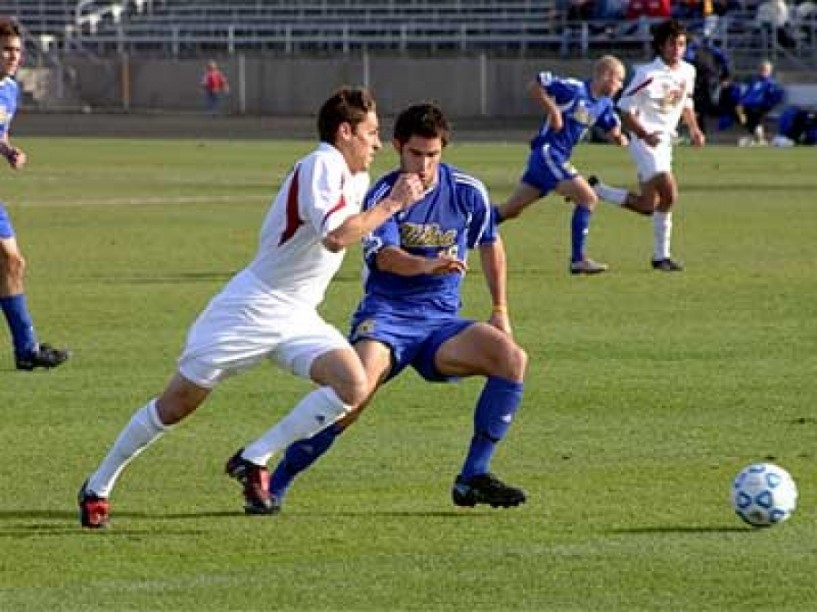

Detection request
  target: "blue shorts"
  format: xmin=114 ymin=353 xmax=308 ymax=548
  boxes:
xmin=521 ymin=143 xmax=579 ymax=196
xmin=350 ymin=309 xmax=474 ymax=382
xmin=0 ymin=203 xmax=14 ymax=239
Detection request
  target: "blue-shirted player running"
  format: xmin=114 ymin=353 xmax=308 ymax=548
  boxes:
xmin=496 ymin=55 xmax=628 ymax=275
xmin=0 ymin=17 xmax=69 ymax=370
xmin=232 ymin=102 xmax=529 ymax=512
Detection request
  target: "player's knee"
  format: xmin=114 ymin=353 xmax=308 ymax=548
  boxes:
xmin=331 ymin=371 xmax=370 ymax=408
xmin=1 ymin=251 xmax=25 ymax=283
xmin=498 ymin=341 xmax=528 ymax=382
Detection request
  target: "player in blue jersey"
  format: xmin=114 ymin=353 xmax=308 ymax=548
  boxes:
xmin=227 ymin=102 xmax=529 ymax=512
xmin=495 ymin=55 xmax=628 ymax=275
xmin=0 ymin=18 xmax=70 ymax=370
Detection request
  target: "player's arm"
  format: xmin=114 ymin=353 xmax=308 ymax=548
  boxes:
xmin=528 ymin=78 xmax=563 ymax=132
xmin=479 ymin=235 xmax=511 ymax=335
xmin=374 ymin=246 xmax=467 ymax=277
xmin=681 ymin=105 xmax=705 ymax=147
xmin=619 ymin=109 xmax=661 ymax=147
xmin=323 ymin=173 xmax=423 ymax=252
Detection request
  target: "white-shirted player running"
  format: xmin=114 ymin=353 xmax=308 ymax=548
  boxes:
xmin=591 ymin=19 xmax=705 ymax=272
xmin=78 ymin=87 xmax=424 ymax=528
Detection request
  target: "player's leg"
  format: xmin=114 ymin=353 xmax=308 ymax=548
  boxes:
xmin=556 ymin=176 xmax=608 ymax=274
xmin=79 ymin=373 xmax=211 ymax=528
xmin=267 ymin=339 xmax=393 ymax=507
xmin=227 ymin=316 xmax=370 ymax=513
xmin=591 ymin=138 xmax=657 ymax=217
xmin=647 ymin=171 xmax=682 ymax=271
xmin=428 ymin=322 xmax=528 ymax=507
xmin=494 ymin=182 xmax=542 ymax=223
xmin=0 ymin=214 xmax=69 ymax=370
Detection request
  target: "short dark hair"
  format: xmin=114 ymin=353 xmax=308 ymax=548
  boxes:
xmin=651 ymin=19 xmax=687 ymax=55
xmin=0 ymin=17 xmax=21 ymax=39
xmin=393 ymin=103 xmax=451 ymax=147
xmin=317 ymin=87 xmax=376 ymax=144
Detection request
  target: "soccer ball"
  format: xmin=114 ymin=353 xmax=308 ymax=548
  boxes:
xmin=731 ymin=462 xmax=798 ymax=528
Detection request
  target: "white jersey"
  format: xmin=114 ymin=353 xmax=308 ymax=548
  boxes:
xmin=247 ymin=142 xmax=370 ymax=308
xmin=618 ymin=57 xmax=696 ymax=137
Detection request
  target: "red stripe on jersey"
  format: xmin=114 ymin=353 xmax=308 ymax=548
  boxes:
xmin=278 ymin=166 xmax=303 ymax=246
xmin=626 ymin=77 xmax=653 ymax=97
xmin=321 ymin=193 xmax=347 ymax=230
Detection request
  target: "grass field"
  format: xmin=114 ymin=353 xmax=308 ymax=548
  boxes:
xmin=1 ymin=135 xmax=816 ymax=610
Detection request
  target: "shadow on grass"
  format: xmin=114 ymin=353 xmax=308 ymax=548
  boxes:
xmin=610 ymin=525 xmax=749 ymax=534
xmin=90 ymin=271 xmax=234 ymax=284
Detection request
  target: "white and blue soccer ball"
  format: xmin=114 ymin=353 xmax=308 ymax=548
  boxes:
xmin=731 ymin=462 xmax=798 ymax=528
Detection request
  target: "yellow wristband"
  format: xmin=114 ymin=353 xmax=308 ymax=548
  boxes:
xmin=492 ymin=304 xmax=508 ymax=314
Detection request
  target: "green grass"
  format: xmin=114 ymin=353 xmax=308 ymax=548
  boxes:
xmin=1 ymin=137 xmax=816 ymax=610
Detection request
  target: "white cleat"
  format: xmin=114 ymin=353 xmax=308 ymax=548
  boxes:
xmin=570 ymin=259 xmax=609 ymax=275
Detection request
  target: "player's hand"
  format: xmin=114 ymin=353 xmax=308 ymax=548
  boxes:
xmin=489 ymin=309 xmax=512 ymax=335
xmin=4 ymin=147 xmax=25 ymax=170
xmin=387 ymin=173 xmax=425 ymax=212
xmin=642 ymin=131 xmax=662 ymax=147
xmin=424 ymin=254 xmax=467 ymax=276
xmin=611 ymin=132 xmax=629 ymax=147
xmin=690 ymin=129 xmax=706 ymax=147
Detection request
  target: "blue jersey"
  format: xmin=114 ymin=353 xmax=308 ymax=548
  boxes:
xmin=740 ymin=76 xmax=784 ymax=111
xmin=0 ymin=76 xmax=18 ymax=139
xmin=530 ymin=71 xmax=620 ymax=161
xmin=0 ymin=77 xmax=18 ymax=238
xmin=356 ymin=163 xmax=496 ymax=318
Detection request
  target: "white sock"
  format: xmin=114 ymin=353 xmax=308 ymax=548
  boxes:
xmin=87 ymin=399 xmax=170 ymax=497
xmin=653 ymin=211 xmax=672 ymax=260
xmin=594 ymin=182 xmax=628 ymax=206
xmin=241 ymin=387 xmax=351 ymax=466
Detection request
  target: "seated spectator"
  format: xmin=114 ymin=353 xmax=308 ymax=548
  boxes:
xmin=771 ymin=105 xmax=817 ymax=146
xmin=736 ymin=60 xmax=785 ymax=146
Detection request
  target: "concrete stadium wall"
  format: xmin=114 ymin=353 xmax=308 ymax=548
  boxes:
xmin=61 ymin=54 xmax=597 ymax=118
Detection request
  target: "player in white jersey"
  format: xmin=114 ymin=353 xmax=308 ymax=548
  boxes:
xmin=78 ymin=87 xmax=424 ymax=528
xmin=591 ymin=19 xmax=705 ymax=272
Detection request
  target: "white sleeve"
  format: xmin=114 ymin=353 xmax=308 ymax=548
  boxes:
xmin=300 ymin=154 xmax=353 ymax=238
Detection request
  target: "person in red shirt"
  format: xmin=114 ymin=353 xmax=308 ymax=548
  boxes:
xmin=200 ymin=60 xmax=229 ymax=115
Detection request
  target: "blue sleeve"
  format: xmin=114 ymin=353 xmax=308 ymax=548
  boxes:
xmin=538 ymin=72 xmax=575 ymax=106
xmin=596 ymin=101 xmax=621 ymax=132
xmin=463 ymin=182 xmax=497 ymax=249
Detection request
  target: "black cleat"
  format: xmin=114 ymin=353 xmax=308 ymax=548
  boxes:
xmin=452 ymin=473 xmax=527 ymax=508
xmin=16 ymin=343 xmax=71 ymax=371
xmin=651 ymin=258 xmax=684 ymax=272
xmin=587 ymin=175 xmax=599 ymax=187
xmin=225 ymin=449 xmax=278 ymax=515
xmin=78 ymin=480 xmax=110 ymax=529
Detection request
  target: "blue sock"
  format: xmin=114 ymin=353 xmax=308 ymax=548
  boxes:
xmin=571 ymin=205 xmax=592 ymax=263
xmin=269 ymin=423 xmax=343 ymax=500
xmin=460 ymin=377 xmax=524 ymax=479
xmin=0 ymin=294 xmax=37 ymax=357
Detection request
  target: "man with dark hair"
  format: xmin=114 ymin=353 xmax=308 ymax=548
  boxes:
xmin=228 ymin=102 xmax=529 ymax=513
xmin=0 ymin=17 xmax=70 ymax=370
xmin=78 ymin=87 xmax=423 ymax=528
xmin=591 ymin=19 xmax=704 ymax=272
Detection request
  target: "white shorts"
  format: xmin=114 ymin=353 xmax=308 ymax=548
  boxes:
xmin=178 ymin=269 xmax=351 ymax=389
xmin=628 ymin=133 xmax=673 ymax=183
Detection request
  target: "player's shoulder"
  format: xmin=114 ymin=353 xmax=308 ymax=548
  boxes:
xmin=447 ymin=164 xmax=487 ymax=193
